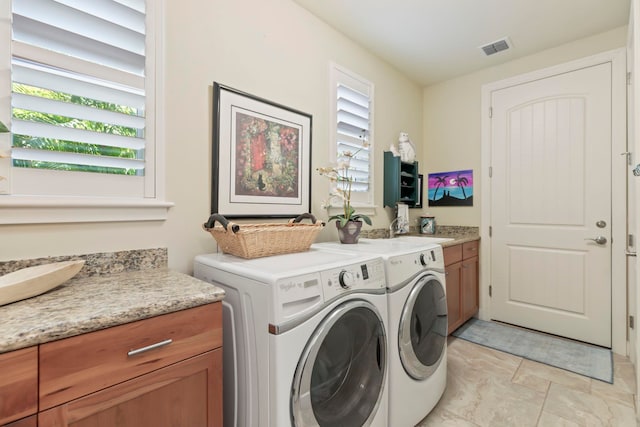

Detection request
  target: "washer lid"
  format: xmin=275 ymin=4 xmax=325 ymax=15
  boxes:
xmin=315 ymin=238 xmax=437 ymax=257
xmin=194 ymin=248 xmax=381 ymax=283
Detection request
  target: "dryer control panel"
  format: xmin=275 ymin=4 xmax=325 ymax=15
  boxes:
xmin=386 ymin=245 xmax=444 ymax=285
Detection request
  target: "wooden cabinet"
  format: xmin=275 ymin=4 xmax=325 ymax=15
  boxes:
xmin=445 ymin=240 xmax=479 ymax=334
xmin=39 ymin=303 xmax=223 ymax=426
xmin=0 ymin=303 xmax=222 ymax=427
xmin=39 ymin=350 xmax=221 ymax=427
xmin=4 ymin=416 xmax=36 ymax=427
xmin=39 ymin=303 xmax=221 ymax=410
xmin=383 ymin=151 xmax=419 ymax=207
xmin=0 ymin=347 xmax=37 ymax=426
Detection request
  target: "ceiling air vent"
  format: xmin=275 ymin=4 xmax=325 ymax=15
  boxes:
xmin=480 ymin=37 xmax=511 ymax=56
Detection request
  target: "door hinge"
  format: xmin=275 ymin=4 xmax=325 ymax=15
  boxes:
xmin=489 ymin=166 xmax=493 ymax=178
xmin=629 ymin=234 xmax=634 ymax=248
xmin=630 ymin=315 xmax=635 ymax=329
xmin=489 ymin=285 xmax=492 ymax=297
xmin=489 ymin=107 xmax=493 ymax=118
xmin=489 ymin=226 xmax=492 ymax=237
xmin=628 ymin=71 xmax=632 ymax=86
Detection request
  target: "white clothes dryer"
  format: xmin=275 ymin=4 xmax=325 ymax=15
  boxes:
xmin=194 ymin=248 xmax=389 ymax=427
xmin=313 ymin=238 xmax=448 ymax=427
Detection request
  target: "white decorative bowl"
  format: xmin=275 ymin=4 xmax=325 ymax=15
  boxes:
xmin=0 ymin=260 xmax=85 ymax=306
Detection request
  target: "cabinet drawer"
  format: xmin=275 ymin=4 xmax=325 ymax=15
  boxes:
xmin=0 ymin=347 xmax=37 ymax=425
xmin=443 ymin=244 xmax=462 ymax=266
xmin=40 ymin=302 xmax=222 ymax=410
xmin=462 ymin=240 xmax=479 ymax=259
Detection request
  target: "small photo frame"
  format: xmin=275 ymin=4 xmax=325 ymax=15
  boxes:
xmin=415 ymin=174 xmax=423 ymax=208
xmin=212 ymin=83 xmax=312 ymax=217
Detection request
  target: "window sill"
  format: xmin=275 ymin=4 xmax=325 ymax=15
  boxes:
xmin=326 ymin=204 xmax=378 ymax=217
xmin=0 ymin=196 xmax=174 ymax=224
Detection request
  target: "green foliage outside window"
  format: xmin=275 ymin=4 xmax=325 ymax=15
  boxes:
xmin=12 ymin=84 xmax=143 ymax=175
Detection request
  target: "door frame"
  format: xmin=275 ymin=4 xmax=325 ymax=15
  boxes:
xmin=480 ymin=48 xmax=627 ymax=355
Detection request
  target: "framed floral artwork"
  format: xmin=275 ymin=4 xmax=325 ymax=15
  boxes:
xmin=212 ymin=83 xmax=312 ymax=217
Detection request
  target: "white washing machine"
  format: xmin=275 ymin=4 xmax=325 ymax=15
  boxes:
xmin=194 ymin=248 xmax=389 ymax=427
xmin=313 ymin=238 xmax=448 ymax=427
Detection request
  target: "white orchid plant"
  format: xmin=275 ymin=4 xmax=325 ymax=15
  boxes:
xmin=317 ymin=141 xmax=372 ymax=227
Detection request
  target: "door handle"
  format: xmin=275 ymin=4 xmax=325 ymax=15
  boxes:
xmin=585 ymin=236 xmax=607 ymax=245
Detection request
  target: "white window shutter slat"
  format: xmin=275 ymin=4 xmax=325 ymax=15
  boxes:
xmin=11 ymin=147 xmax=144 ymax=170
xmin=13 ymin=60 xmax=144 ymax=109
xmin=12 ymin=93 xmax=145 ymax=129
xmin=12 ymin=120 xmax=145 ymax=150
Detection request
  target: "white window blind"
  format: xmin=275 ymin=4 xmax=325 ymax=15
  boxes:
xmin=331 ymin=64 xmax=374 ymax=205
xmin=8 ymin=0 xmax=152 ymax=198
xmin=337 ymin=84 xmax=370 ymax=192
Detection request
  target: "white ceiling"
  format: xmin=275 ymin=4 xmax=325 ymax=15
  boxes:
xmin=292 ymin=0 xmax=631 ymax=86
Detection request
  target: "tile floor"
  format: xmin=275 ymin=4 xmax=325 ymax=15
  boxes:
xmin=417 ymin=337 xmax=638 ymax=426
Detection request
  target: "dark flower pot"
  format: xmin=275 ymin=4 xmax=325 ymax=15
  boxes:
xmin=336 ymin=220 xmax=362 ymax=244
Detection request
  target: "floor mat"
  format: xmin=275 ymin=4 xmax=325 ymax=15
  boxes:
xmin=452 ymin=318 xmax=613 ymax=383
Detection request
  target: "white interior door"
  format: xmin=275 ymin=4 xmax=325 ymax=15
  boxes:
xmin=490 ymin=62 xmax=612 ymax=347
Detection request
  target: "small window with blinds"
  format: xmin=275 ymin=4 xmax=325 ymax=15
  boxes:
xmin=331 ymin=64 xmax=374 ymax=206
xmin=7 ymin=0 xmax=154 ymax=198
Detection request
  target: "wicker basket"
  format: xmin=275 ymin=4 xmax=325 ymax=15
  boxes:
xmin=203 ymin=213 xmax=325 ymax=259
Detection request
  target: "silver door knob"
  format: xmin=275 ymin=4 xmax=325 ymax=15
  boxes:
xmin=585 ymin=236 xmax=607 ymax=245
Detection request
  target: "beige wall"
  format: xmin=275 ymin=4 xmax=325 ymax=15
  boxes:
xmin=420 ymin=26 xmax=627 ymax=226
xmin=0 ymin=0 xmax=423 ymax=273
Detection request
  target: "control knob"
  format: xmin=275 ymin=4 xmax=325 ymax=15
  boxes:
xmin=419 ymin=253 xmax=428 ymax=267
xmin=338 ymin=270 xmax=356 ymax=289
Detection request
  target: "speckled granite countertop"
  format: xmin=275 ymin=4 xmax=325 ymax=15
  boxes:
xmin=361 ymin=225 xmax=480 ymax=246
xmin=422 ymin=225 xmax=480 ymax=247
xmin=0 ymin=249 xmax=225 ymax=354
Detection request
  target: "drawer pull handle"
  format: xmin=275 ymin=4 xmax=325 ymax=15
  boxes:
xmin=127 ymin=339 xmax=173 ymax=357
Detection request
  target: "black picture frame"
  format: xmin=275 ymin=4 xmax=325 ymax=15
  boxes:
xmin=212 ymin=83 xmax=312 ymax=217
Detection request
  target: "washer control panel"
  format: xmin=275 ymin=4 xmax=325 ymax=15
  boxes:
xmin=321 ymin=258 xmax=385 ymax=301
xmin=272 ymin=257 xmax=385 ymax=324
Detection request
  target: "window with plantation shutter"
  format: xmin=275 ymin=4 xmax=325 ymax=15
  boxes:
xmin=331 ymin=64 xmax=374 ymax=206
xmin=0 ymin=0 xmax=170 ymax=223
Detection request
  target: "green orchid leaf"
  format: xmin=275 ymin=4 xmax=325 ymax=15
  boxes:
xmin=355 ymin=214 xmax=372 ymax=225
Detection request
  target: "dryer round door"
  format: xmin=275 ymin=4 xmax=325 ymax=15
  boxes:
xmin=398 ymin=273 xmax=447 ymax=380
xmin=291 ymin=299 xmax=387 ymax=427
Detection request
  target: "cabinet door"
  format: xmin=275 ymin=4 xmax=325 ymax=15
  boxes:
xmin=4 ymin=415 xmax=37 ymax=427
xmin=461 ymin=256 xmax=479 ymax=320
xmin=0 ymin=347 xmax=37 ymax=425
xmin=383 ymin=152 xmax=401 ymax=207
xmin=446 ymin=261 xmax=463 ymax=335
xmin=38 ymin=349 xmax=223 ymax=427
